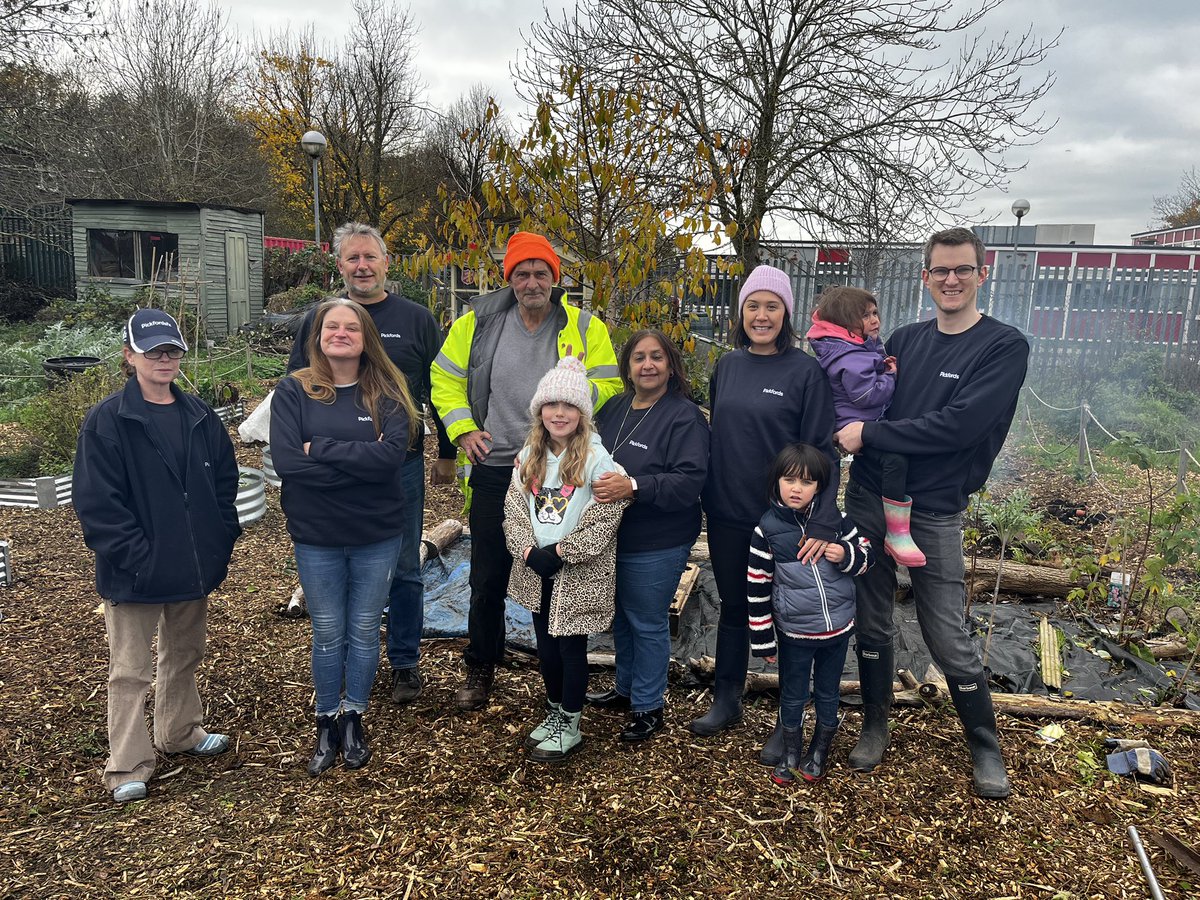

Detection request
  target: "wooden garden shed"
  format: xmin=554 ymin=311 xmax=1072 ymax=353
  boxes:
xmin=66 ymin=199 xmax=265 ymax=337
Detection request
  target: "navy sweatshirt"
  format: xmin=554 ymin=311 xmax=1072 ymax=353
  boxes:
xmin=851 ymin=315 xmax=1029 ymax=514
xmin=702 ymin=347 xmax=841 ymax=540
xmin=270 ymin=376 xmax=410 ymax=547
xmin=288 ymin=292 xmax=453 ymax=461
xmin=595 ymin=390 xmax=710 ymax=553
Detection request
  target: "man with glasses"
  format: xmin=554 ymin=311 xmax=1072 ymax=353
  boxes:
xmin=431 ymin=231 xmax=621 ymax=710
xmin=834 ymin=227 xmax=1029 ymax=799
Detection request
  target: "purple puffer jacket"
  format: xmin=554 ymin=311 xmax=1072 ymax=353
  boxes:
xmin=805 ymin=317 xmax=895 ymax=429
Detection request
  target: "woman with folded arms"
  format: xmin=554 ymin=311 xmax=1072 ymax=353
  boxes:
xmin=270 ymin=298 xmax=417 ymax=775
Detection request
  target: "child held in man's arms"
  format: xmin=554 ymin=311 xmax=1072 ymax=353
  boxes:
xmin=748 ymin=443 xmax=875 ymax=786
xmin=807 ymin=286 xmax=924 ymax=567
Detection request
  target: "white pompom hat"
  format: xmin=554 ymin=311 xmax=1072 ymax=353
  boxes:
xmin=529 ymin=356 xmax=592 ymax=419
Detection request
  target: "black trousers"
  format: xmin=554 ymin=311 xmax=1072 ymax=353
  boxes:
xmin=531 ymin=579 xmax=589 ymax=713
xmin=465 ymin=464 xmax=513 ymax=667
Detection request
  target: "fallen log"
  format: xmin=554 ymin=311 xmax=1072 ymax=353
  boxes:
xmin=965 ymin=556 xmax=1082 ymax=598
xmin=686 ymin=655 xmax=1200 ymax=727
xmin=419 ymin=519 xmax=464 ymax=566
xmin=691 ymin=544 xmax=1081 ymax=600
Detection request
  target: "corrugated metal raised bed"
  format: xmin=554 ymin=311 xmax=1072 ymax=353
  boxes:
xmin=0 ymin=539 xmax=12 ymax=585
xmin=236 ymin=466 xmax=266 ymax=526
xmin=0 ymin=473 xmax=73 ymax=509
xmin=261 ymin=446 xmax=281 ymax=487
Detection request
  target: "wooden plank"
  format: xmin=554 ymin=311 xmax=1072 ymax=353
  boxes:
xmin=669 ymin=563 xmax=700 ymax=636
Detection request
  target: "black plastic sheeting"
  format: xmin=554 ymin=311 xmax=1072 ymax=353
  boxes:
xmin=421 ymin=536 xmax=1199 ymax=709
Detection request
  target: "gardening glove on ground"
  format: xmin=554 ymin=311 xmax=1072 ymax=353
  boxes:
xmin=1103 ymin=737 xmax=1151 ymax=752
xmin=526 ymin=545 xmax=563 ymax=579
xmin=1106 ymin=747 xmax=1171 ymax=784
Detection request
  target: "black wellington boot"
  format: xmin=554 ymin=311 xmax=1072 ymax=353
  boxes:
xmin=948 ymin=674 xmax=1010 ymax=799
xmin=307 ymin=715 xmax=340 ymax=777
xmin=759 ymin=715 xmax=784 ymax=767
xmin=848 ymin=642 xmax=893 ymax=772
xmin=770 ymin=714 xmax=806 ymax=787
xmin=339 ymin=711 xmax=372 ymax=770
xmin=799 ymin=719 xmax=840 ymax=783
xmin=688 ymin=624 xmax=748 ymax=737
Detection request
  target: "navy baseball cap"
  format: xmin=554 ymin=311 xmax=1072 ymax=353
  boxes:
xmin=126 ymin=308 xmax=188 ymax=353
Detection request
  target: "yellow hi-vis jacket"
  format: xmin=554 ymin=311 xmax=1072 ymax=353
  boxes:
xmin=430 ymin=285 xmax=622 ymax=444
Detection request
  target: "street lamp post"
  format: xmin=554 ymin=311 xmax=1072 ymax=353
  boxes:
xmin=300 ymin=130 xmax=327 ymax=247
xmin=1011 ymin=198 xmax=1031 ymax=329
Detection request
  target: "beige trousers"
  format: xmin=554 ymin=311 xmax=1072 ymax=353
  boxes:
xmin=102 ymin=598 xmax=210 ymax=790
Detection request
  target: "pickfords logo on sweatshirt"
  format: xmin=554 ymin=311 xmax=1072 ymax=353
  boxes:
xmin=762 ymin=388 xmax=784 ymax=397
xmin=379 ymin=333 xmax=403 ymax=339
xmin=939 ymin=371 xmax=960 ymax=380
xmin=628 ymin=440 xmax=649 ymax=450
xmin=358 ymin=416 xmax=373 ymax=422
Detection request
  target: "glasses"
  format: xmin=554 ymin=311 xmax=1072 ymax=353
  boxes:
xmin=143 ymin=346 xmax=185 ymax=360
xmin=927 ymin=265 xmax=979 ymax=281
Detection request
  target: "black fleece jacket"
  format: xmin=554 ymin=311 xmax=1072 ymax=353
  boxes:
xmin=74 ymin=379 xmax=241 ymax=604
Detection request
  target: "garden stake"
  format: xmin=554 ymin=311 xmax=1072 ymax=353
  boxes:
xmin=1127 ymin=826 xmax=1165 ymax=900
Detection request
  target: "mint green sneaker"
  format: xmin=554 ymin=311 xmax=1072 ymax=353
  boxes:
xmin=524 ymin=702 xmax=564 ymax=750
xmin=529 ymin=710 xmax=583 ymax=763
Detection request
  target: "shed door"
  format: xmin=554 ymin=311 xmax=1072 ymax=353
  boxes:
xmin=225 ymin=232 xmax=250 ymax=331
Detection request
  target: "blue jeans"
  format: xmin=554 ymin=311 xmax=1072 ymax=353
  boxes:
xmin=777 ymin=631 xmax=850 ymax=729
xmin=386 ymin=455 xmax=425 ymax=670
xmin=613 ymin=544 xmax=691 ymax=712
xmin=845 ymin=478 xmax=982 ymax=678
xmin=294 ymin=535 xmax=402 ymax=717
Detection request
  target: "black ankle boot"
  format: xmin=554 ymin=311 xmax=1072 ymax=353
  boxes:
xmin=771 ymin=719 xmax=805 ymax=787
xmin=759 ymin=716 xmax=784 ymax=767
xmin=848 ymin=642 xmax=893 ymax=772
xmin=948 ymin=674 xmax=1010 ymax=799
xmin=689 ymin=624 xmax=747 ymax=737
xmin=621 ymin=708 xmax=664 ymax=742
xmin=307 ymin=715 xmax=340 ymax=777
xmin=799 ymin=720 xmax=839 ymax=783
xmin=339 ymin=711 xmax=371 ymax=770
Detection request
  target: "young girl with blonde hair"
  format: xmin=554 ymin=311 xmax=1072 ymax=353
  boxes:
xmin=503 ymin=357 xmax=629 ymax=763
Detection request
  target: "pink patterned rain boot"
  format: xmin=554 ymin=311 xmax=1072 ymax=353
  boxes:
xmin=882 ymin=496 xmax=926 ymax=568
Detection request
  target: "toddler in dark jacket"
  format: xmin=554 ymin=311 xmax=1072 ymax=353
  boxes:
xmin=807 ymin=286 xmax=925 ymax=568
xmin=748 ymin=443 xmax=874 ymax=787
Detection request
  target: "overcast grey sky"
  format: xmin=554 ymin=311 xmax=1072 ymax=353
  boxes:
xmin=228 ymin=0 xmax=1200 ymax=246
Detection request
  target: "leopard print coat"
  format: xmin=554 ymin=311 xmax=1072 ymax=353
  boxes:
xmin=502 ymin=474 xmax=630 ymax=637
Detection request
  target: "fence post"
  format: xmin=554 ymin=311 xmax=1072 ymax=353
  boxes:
xmin=1078 ymin=401 xmax=1089 ymax=470
xmin=245 ymin=345 xmax=254 ymax=381
xmin=1178 ymin=440 xmax=1192 ymax=495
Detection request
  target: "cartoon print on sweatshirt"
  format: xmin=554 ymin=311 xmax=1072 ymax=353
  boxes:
xmin=534 ymin=484 xmax=575 ymax=525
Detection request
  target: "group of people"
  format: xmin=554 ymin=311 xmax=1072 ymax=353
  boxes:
xmin=74 ymin=222 xmax=1028 ymax=805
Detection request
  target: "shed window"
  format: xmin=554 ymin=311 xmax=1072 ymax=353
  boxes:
xmin=86 ymin=229 xmax=179 ymax=280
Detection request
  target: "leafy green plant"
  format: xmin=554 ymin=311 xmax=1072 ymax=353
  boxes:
xmin=265 ymin=283 xmax=328 ymax=314
xmin=979 ymin=489 xmax=1040 ymax=667
xmin=19 ymin=365 xmax=124 ymax=474
xmin=43 ymin=286 xmax=135 ymax=329
xmin=0 ymin=323 xmax=122 ymax=410
xmin=264 ymin=246 xmax=337 ymax=298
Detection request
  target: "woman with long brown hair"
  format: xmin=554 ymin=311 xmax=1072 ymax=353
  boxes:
xmin=270 ymin=298 xmax=417 ymax=776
